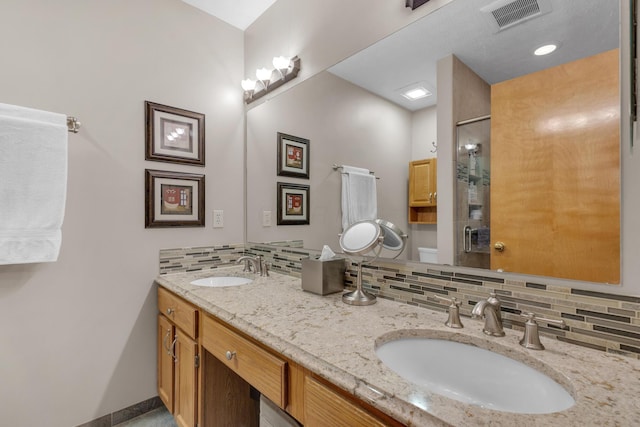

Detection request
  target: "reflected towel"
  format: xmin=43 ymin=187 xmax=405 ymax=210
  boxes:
xmin=341 ymin=165 xmax=377 ymax=231
xmin=0 ymin=103 xmax=68 ymax=264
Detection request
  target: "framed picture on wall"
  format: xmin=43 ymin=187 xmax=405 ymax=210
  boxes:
xmin=277 ymin=182 xmax=310 ymax=225
xmin=277 ymin=132 xmax=309 ymax=178
xmin=145 ymin=169 xmax=205 ymax=228
xmin=145 ymin=101 xmax=205 ymax=166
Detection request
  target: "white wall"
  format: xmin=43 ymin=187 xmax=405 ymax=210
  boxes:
xmin=0 ymin=1 xmax=244 ymax=426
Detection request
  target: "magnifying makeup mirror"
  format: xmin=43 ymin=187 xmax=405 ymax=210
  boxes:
xmin=339 ymin=219 xmax=407 ymax=305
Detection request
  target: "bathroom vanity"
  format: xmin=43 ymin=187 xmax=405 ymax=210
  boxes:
xmin=155 ymin=266 xmax=640 ymax=426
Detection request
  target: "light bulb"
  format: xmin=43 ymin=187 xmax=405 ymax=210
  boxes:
xmin=256 ymin=68 xmax=272 ymax=82
xmin=241 ymin=79 xmax=256 ymax=91
xmin=272 ymin=56 xmax=291 ymax=70
xmin=534 ymin=44 xmax=557 ymax=56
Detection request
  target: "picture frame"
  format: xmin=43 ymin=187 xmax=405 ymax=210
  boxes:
xmin=277 ymin=132 xmax=309 ymax=178
xmin=145 ymin=169 xmax=205 ymax=228
xmin=145 ymin=101 xmax=205 ymax=166
xmin=277 ymin=182 xmax=310 ymax=225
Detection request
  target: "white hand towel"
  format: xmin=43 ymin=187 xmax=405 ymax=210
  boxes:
xmin=0 ymin=103 xmax=68 ymax=265
xmin=341 ymin=165 xmax=377 ymax=231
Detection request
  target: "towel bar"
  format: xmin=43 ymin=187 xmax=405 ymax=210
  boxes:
xmin=66 ymin=116 xmax=81 ymax=133
xmin=332 ymin=164 xmax=380 ymax=179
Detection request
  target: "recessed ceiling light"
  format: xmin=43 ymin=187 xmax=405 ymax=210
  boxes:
xmin=402 ymin=87 xmax=432 ymax=100
xmin=534 ymin=44 xmax=557 ymax=56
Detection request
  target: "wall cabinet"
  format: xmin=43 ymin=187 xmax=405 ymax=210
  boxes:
xmin=408 ymin=158 xmax=437 ymax=224
xmin=157 ymin=287 xmax=199 ymax=427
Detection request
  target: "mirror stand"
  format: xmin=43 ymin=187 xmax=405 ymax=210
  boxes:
xmin=343 ymin=260 xmax=377 ymax=306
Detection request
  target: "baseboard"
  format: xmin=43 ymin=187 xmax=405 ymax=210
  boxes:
xmin=76 ymin=396 xmax=164 ymax=427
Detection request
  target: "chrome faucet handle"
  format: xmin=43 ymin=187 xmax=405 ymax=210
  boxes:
xmin=237 ymin=257 xmax=253 ymax=272
xmin=261 ymin=259 xmax=270 ymax=277
xmin=434 ymin=295 xmax=464 ymax=329
xmin=471 ymin=291 xmax=505 ymax=337
xmin=520 ymin=312 xmax=566 ymax=350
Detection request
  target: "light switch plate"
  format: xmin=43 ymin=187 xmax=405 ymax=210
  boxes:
xmin=213 ymin=210 xmax=224 ymax=228
xmin=262 ymin=210 xmax=272 ymax=227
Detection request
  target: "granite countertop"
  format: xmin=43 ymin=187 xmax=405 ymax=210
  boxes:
xmin=155 ymin=266 xmax=640 ymax=426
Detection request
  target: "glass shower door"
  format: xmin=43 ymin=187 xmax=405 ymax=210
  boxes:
xmin=455 ymin=117 xmax=491 ymax=269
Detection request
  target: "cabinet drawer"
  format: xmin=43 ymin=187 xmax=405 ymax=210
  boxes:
xmin=201 ymin=314 xmax=287 ymax=408
xmin=304 ymin=376 xmax=387 ymax=427
xmin=158 ymin=287 xmax=198 ymax=339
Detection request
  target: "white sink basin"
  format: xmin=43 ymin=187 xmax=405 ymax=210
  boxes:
xmin=190 ymin=276 xmax=253 ymax=287
xmin=376 ymin=337 xmax=575 ymax=414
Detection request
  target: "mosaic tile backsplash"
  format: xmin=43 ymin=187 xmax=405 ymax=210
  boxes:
xmin=159 ymin=243 xmax=245 ymax=275
xmin=161 ymin=243 xmax=640 ymax=359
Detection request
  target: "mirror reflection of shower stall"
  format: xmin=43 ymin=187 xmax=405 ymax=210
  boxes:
xmin=456 ymin=117 xmax=490 ymax=269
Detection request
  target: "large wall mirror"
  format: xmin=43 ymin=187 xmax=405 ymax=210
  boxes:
xmin=246 ymin=0 xmax=625 ymax=285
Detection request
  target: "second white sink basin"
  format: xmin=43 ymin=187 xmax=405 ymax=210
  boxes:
xmin=190 ymin=276 xmax=253 ymax=287
xmin=376 ymin=337 xmax=575 ymax=414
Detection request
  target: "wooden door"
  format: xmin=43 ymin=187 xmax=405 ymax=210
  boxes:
xmin=174 ymin=329 xmax=198 ymax=427
xmin=490 ymin=49 xmax=620 ymax=283
xmin=157 ymin=315 xmax=174 ymax=413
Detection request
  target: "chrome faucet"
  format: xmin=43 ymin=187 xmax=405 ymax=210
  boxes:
xmin=236 ymin=255 xmax=268 ymax=276
xmin=472 ymin=291 xmax=505 ymax=337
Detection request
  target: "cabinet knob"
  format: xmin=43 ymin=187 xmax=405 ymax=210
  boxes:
xmin=225 ymin=350 xmax=236 ymax=360
xmin=494 ymin=242 xmax=505 ymax=252
xmin=166 ymin=308 xmax=174 ymax=315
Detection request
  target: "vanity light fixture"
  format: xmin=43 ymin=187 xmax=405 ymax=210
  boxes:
xmin=242 ymin=56 xmax=301 ymax=104
xmin=534 ymin=43 xmax=558 ymax=56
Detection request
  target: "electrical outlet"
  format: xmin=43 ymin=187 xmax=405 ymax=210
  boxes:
xmin=213 ymin=210 xmax=224 ymax=228
xmin=262 ymin=210 xmax=272 ymax=227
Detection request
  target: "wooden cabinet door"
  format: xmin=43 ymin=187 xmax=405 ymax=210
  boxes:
xmin=409 ymin=159 xmax=437 ymax=207
xmin=174 ymin=328 xmax=198 ymax=427
xmin=158 ymin=315 xmax=174 ymax=413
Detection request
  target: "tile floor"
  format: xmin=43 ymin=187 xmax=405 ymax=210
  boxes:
xmin=114 ymin=407 xmax=176 ymax=427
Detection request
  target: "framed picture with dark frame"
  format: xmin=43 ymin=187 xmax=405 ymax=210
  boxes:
xmin=277 ymin=132 xmax=309 ymax=178
xmin=145 ymin=101 xmax=205 ymax=166
xmin=145 ymin=169 xmax=205 ymax=228
xmin=277 ymin=182 xmax=310 ymax=225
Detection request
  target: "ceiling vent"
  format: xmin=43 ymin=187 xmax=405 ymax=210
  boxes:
xmin=481 ymin=0 xmax=552 ymax=32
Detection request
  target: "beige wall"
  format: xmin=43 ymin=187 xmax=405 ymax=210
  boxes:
xmin=246 ymin=71 xmax=412 ymax=253
xmin=0 ymin=1 xmax=244 ymax=426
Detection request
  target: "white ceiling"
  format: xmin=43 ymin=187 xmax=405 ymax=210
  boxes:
xmin=328 ymin=0 xmax=619 ymax=111
xmin=181 ymin=0 xmax=277 ymax=30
